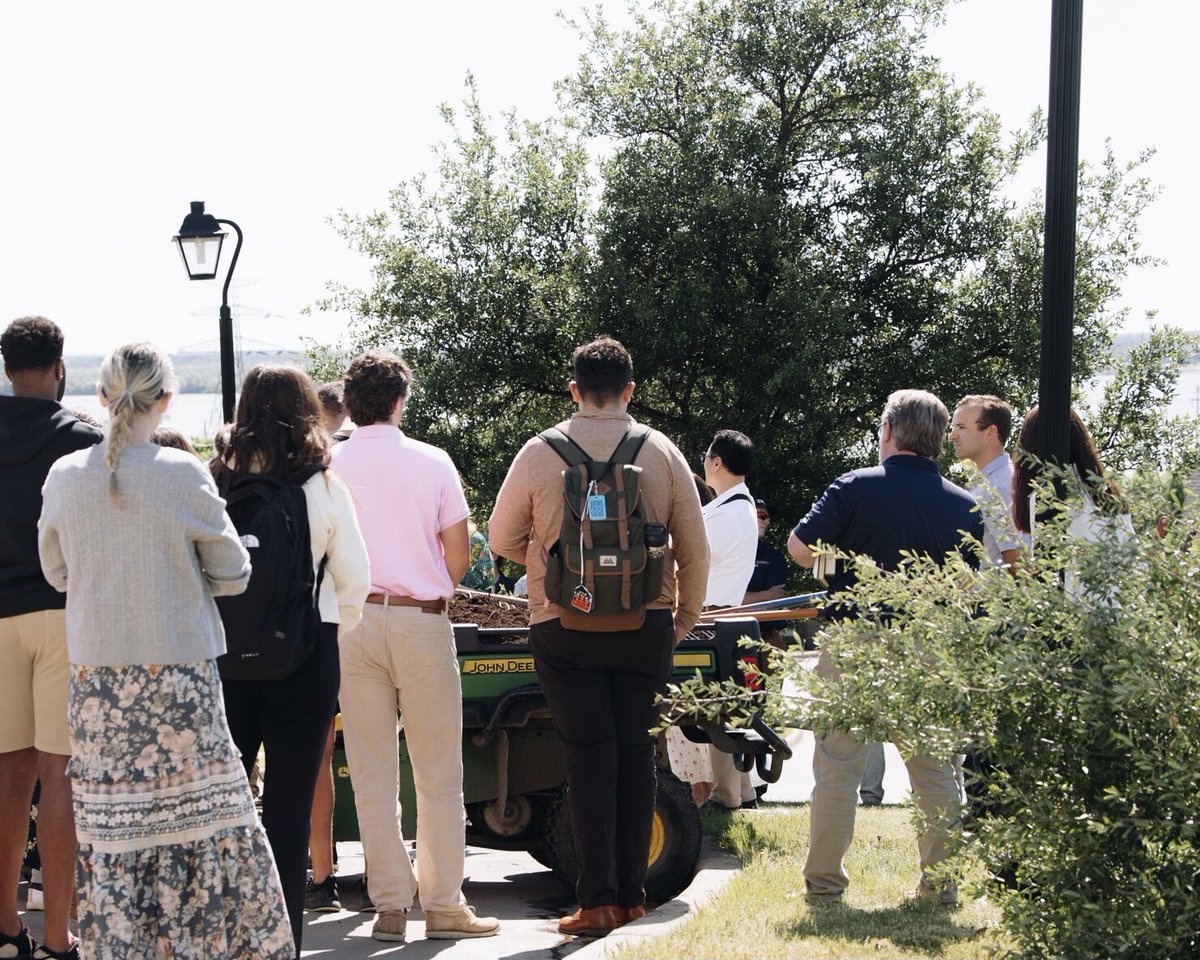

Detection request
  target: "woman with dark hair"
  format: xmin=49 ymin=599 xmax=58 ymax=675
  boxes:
xmin=150 ymin=425 xmax=198 ymax=456
xmin=211 ymin=364 xmax=369 ymax=955
xmin=1012 ymin=405 xmax=1128 ymax=536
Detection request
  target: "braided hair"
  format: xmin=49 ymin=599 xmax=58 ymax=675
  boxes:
xmin=98 ymin=343 xmax=176 ymax=505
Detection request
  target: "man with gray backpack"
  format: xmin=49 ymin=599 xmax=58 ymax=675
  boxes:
xmin=490 ymin=336 xmax=709 ymax=938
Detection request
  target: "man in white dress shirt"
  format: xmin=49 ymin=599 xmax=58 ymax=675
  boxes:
xmin=700 ymin=429 xmax=760 ymax=808
xmin=949 ymin=395 xmax=1026 ymax=568
xmin=949 ymin=394 xmax=1026 ymax=831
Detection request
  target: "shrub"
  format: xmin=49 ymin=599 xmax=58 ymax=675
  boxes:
xmin=666 ymin=475 xmax=1200 ymax=958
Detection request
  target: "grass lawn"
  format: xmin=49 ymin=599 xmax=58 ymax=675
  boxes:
xmin=618 ymin=803 xmax=1009 ymax=960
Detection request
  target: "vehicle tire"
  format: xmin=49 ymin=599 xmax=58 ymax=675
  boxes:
xmin=465 ymin=794 xmax=555 ymax=868
xmin=526 ymin=839 xmax=555 ymax=870
xmin=544 ymin=766 xmax=702 ymax=903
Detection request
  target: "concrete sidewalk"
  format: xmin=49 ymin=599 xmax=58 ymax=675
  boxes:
xmin=19 ymin=840 xmax=740 ymax=959
xmin=293 ymin=842 xmax=590 ymax=958
xmin=19 ymin=841 xmax=593 ymax=959
xmin=17 ymin=669 xmax=915 ymax=959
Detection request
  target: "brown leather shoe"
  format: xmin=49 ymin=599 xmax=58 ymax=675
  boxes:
xmin=558 ymin=905 xmax=624 ymax=936
xmin=622 ymin=905 xmax=646 ymax=922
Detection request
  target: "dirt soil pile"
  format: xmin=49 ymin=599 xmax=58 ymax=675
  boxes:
xmin=449 ymin=592 xmax=530 ymax=629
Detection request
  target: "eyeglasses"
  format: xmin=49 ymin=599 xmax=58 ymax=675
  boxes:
xmin=701 ymin=451 xmax=716 ymax=462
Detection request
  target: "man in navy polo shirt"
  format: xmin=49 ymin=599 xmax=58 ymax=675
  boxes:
xmin=788 ymin=389 xmax=983 ymax=906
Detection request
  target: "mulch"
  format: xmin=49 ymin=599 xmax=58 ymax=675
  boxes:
xmin=448 ymin=592 xmax=530 ymax=629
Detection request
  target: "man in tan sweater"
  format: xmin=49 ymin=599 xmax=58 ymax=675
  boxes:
xmin=490 ymin=337 xmax=708 ymax=937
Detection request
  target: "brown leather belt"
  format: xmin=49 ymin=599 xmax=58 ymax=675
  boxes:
xmin=365 ymin=594 xmax=447 ymax=615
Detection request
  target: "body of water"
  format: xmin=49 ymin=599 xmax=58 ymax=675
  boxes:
xmin=65 ymin=393 xmax=226 ymax=441
xmin=1084 ymin=368 xmax=1200 ymax=419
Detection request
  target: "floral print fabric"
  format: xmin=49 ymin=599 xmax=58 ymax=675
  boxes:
xmin=68 ymin=659 xmax=294 ymax=960
xmin=666 ymin=726 xmax=713 ymax=784
xmin=461 ymin=529 xmax=499 ymax=591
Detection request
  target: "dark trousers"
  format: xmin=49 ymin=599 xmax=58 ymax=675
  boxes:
xmin=530 ymin=610 xmax=674 ymax=908
xmin=222 ymin=624 xmax=340 ymax=955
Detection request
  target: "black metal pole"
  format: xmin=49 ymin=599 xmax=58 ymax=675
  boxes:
xmin=218 ymin=303 xmax=236 ymax=424
xmin=1039 ymin=0 xmax=1084 ymax=466
xmin=215 ymin=219 xmax=243 ymax=424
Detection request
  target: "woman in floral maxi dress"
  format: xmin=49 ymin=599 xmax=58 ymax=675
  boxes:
xmin=37 ymin=343 xmax=294 ymax=960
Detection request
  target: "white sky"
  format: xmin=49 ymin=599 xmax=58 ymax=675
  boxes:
xmin=0 ymin=0 xmax=1194 ymax=357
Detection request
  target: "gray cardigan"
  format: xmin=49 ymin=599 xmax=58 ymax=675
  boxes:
xmin=38 ymin=442 xmax=250 ymax=667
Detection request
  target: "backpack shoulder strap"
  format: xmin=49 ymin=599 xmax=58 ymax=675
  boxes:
xmin=296 ymin=464 xmax=328 ymax=484
xmin=280 ymin=470 xmax=327 ymax=601
xmin=608 ymin=424 xmax=652 ymax=467
xmin=539 ymin=427 xmax=591 ymax=469
xmin=721 ymin=493 xmax=753 ymax=507
xmin=540 ymin=423 xmax=651 ymax=475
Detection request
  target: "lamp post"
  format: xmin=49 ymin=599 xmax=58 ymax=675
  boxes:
xmin=173 ymin=201 xmax=244 ymax=424
xmin=1039 ymin=0 xmax=1084 ymax=467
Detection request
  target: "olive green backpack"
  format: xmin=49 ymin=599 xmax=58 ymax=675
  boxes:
xmin=540 ymin=424 xmax=668 ymax=630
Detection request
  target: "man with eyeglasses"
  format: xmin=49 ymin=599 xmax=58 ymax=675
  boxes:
xmin=699 ymin=429 xmax=760 ymax=809
xmin=700 ymin=430 xmax=758 ymax=609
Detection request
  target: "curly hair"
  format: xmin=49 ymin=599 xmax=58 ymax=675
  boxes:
xmin=1 ymin=316 xmax=64 ymax=372
xmin=151 ymin=426 xmax=198 ymax=457
xmin=211 ymin=364 xmax=330 ymax=492
xmin=316 ymin=380 xmax=346 ymax=418
xmin=343 ymin=351 xmax=411 ymax=426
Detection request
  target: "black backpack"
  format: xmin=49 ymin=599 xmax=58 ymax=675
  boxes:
xmin=215 ymin=469 xmax=326 ymax=681
xmin=540 ymin=424 xmax=668 ymax=628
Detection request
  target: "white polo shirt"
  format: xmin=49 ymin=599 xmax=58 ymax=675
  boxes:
xmin=702 ymin=481 xmax=759 ymax=606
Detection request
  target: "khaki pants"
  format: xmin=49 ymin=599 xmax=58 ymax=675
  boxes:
xmin=339 ymin=604 xmax=468 ymax=914
xmin=708 ymin=745 xmax=755 ymax=808
xmin=804 ymin=650 xmax=961 ymax=899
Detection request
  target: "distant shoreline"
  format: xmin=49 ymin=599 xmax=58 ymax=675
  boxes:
xmin=55 ymin=349 xmax=304 ymax=397
xmin=60 ymin=387 xmax=219 ymax=396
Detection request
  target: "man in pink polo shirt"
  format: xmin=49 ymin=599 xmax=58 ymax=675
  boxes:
xmin=330 ymin=350 xmax=499 ymax=943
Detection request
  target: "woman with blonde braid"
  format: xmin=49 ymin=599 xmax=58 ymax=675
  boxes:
xmin=37 ymin=343 xmax=293 ymax=960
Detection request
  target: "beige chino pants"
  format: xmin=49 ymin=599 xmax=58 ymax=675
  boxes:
xmin=708 ymin=745 xmax=755 ymax=808
xmin=338 ymin=604 xmax=468 ymax=914
xmin=803 ymin=650 xmax=961 ymax=900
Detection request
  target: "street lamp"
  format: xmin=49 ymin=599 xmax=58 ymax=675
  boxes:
xmin=173 ymin=201 xmax=243 ymax=423
xmin=1039 ymin=0 xmax=1084 ymax=469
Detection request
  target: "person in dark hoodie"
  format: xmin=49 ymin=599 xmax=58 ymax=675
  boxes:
xmin=0 ymin=316 xmax=101 ymax=960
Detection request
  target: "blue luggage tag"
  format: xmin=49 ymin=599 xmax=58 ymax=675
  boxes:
xmin=587 ymin=494 xmax=608 ymax=521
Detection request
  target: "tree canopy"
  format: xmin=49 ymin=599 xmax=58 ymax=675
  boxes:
xmin=315 ymin=0 xmax=1176 ymax=534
